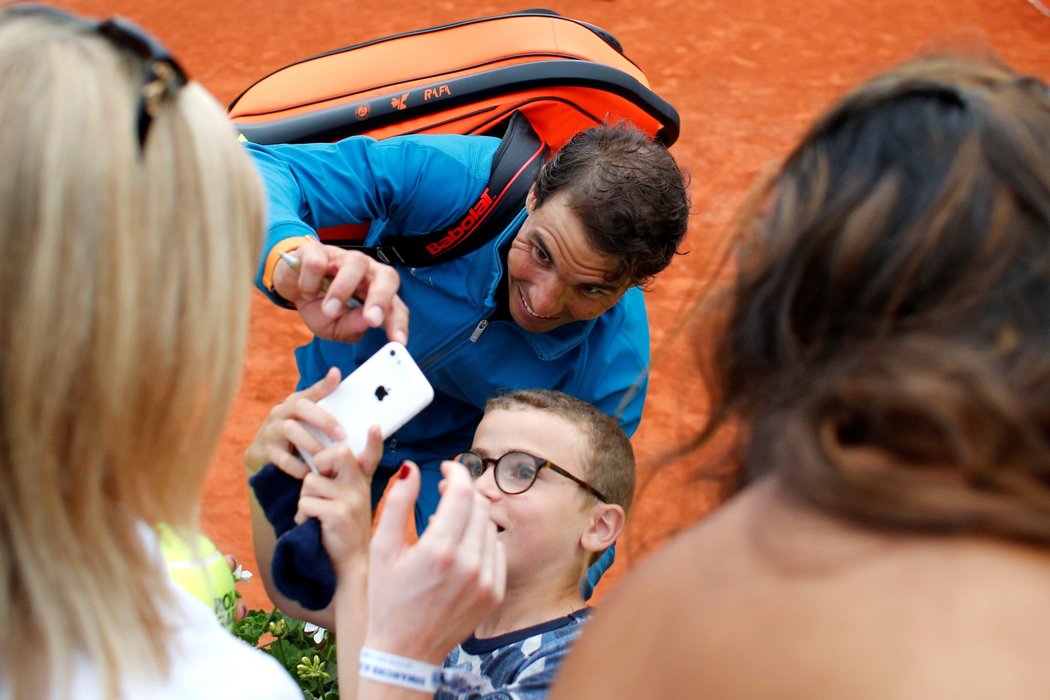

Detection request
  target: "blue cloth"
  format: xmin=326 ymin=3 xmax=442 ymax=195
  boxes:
xmin=579 ymin=542 xmax=616 ymax=602
xmin=248 ymin=464 xmax=337 ymax=610
xmin=270 ymin=518 xmax=335 ymax=612
xmin=248 ymin=464 xmax=300 ymax=535
xmin=437 ymin=609 xmax=591 ymax=699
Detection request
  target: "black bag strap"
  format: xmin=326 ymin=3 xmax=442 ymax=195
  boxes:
xmin=329 ymin=111 xmax=549 ymax=267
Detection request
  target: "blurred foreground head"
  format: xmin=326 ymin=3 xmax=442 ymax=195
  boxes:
xmin=0 ymin=4 xmax=263 ymax=698
xmin=710 ymin=55 xmax=1050 ymax=541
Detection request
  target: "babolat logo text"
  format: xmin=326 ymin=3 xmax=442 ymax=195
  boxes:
xmin=426 ymin=189 xmax=494 ymax=255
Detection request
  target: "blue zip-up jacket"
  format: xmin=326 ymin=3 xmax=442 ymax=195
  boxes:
xmin=248 ymin=134 xmax=650 ymax=522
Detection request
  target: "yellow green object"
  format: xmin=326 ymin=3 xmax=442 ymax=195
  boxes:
xmin=156 ymin=524 xmax=238 ymax=628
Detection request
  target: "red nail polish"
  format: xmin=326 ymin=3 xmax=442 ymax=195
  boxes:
xmin=398 ymin=463 xmax=411 ymax=480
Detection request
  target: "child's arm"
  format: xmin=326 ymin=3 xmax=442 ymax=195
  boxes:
xmin=245 ymin=367 xmax=359 ymax=627
xmin=294 ymin=434 xmax=381 ymax=572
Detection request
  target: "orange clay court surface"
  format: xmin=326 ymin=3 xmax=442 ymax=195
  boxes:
xmin=58 ymin=0 xmax=1049 ymax=611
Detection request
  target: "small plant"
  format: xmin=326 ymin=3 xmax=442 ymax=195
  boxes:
xmin=233 ymin=607 xmax=338 ymax=700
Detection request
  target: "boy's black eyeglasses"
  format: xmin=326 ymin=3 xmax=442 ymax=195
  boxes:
xmin=7 ymin=4 xmax=187 ymax=148
xmin=455 ymin=450 xmax=609 ymax=503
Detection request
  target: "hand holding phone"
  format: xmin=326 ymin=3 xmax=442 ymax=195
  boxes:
xmin=300 ymin=342 xmax=434 ymax=473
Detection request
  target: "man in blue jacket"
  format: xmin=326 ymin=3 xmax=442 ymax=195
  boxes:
xmin=248 ymin=123 xmax=689 ymax=534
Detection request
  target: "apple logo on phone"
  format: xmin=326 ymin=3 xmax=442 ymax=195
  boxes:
xmin=374 ymin=385 xmax=390 ymax=401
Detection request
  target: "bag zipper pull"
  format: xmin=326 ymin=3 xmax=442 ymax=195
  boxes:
xmin=469 ymin=319 xmax=489 ymax=342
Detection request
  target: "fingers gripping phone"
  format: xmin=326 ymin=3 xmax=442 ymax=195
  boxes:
xmin=300 ymin=342 xmax=434 ymax=474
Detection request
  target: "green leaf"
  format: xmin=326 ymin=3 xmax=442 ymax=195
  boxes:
xmin=231 ymin=608 xmax=276 ymax=646
xmin=229 ymin=606 xmax=340 ymax=698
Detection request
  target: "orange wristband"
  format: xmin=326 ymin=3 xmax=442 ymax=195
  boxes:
xmin=263 ymin=236 xmax=315 ymax=295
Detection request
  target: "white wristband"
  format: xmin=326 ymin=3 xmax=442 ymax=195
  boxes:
xmin=359 ymin=647 xmax=442 ymax=693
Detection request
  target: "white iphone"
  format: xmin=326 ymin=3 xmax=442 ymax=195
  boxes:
xmin=300 ymin=342 xmax=434 ymax=473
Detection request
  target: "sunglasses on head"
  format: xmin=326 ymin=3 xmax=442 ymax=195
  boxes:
xmin=6 ymin=3 xmax=187 ymax=148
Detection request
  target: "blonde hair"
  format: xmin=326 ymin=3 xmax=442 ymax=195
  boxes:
xmin=0 ymin=7 xmax=263 ymax=699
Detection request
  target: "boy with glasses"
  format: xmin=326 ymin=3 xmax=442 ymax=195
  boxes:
xmin=436 ymin=389 xmax=633 ymax=696
xmin=248 ymin=384 xmax=634 ymax=698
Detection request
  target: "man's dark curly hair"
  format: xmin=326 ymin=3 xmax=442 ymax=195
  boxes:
xmin=531 ymin=122 xmax=690 ymax=284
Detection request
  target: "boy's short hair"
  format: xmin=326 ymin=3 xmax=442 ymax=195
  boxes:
xmin=484 ymin=389 xmax=635 ymax=514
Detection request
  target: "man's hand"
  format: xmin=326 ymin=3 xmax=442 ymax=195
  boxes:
xmin=273 ymin=239 xmax=409 ymax=345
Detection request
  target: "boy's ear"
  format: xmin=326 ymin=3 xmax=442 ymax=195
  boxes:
xmin=580 ymin=503 xmax=625 ymax=554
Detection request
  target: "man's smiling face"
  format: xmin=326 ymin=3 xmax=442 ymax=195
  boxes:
xmin=505 ymin=188 xmax=629 ymax=334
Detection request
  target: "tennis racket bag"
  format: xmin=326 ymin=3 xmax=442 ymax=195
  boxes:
xmin=228 ymin=8 xmax=680 ymax=266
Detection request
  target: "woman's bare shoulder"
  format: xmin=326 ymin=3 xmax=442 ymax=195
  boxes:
xmin=551 ymin=480 xmax=777 ymax=699
xmin=553 ymin=476 xmax=1050 ymax=699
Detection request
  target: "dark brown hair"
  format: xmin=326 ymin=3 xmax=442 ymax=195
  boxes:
xmin=532 ymin=122 xmax=690 ymax=284
xmin=697 ymin=55 xmax=1050 ymax=542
